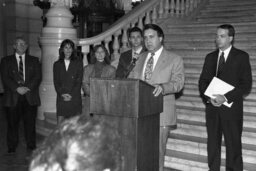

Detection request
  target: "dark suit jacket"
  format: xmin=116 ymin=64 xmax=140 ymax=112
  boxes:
xmin=53 ymin=59 xmax=83 ymax=117
xmin=199 ymin=47 xmax=252 ymax=120
xmin=116 ymin=48 xmax=146 ymax=78
xmin=0 ymin=54 xmax=41 ymax=107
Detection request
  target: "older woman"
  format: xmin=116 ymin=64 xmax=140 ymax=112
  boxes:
xmin=82 ymin=44 xmax=116 ymax=116
xmin=53 ymin=39 xmax=83 ymax=123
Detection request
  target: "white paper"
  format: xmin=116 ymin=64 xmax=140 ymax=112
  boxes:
xmin=204 ymin=77 xmax=234 ymax=108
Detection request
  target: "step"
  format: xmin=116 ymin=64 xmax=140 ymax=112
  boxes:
xmin=196 ymin=17 xmax=256 ymax=23
xmin=176 ymin=95 xmax=256 ymax=114
xmin=171 ymin=124 xmax=256 ymax=147
xmin=177 ymin=107 xmax=256 ymax=131
xmin=198 ymin=12 xmax=256 ymax=19
xmin=207 ymin=1 xmax=256 ymax=7
xmin=167 ymin=139 xmax=256 ymax=164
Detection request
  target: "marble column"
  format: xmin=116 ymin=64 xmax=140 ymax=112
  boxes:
xmin=38 ymin=0 xmax=77 ymax=120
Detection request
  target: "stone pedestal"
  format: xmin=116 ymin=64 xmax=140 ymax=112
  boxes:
xmin=38 ymin=3 xmax=77 ymax=120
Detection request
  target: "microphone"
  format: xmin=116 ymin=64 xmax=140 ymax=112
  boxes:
xmin=125 ymin=56 xmax=139 ymax=78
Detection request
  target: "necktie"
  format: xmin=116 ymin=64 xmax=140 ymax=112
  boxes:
xmin=144 ymin=52 xmax=154 ymax=82
xmin=19 ymin=56 xmax=24 ymax=82
xmin=217 ymin=52 xmax=225 ymax=77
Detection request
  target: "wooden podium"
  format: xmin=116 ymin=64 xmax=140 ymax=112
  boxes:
xmin=90 ymin=78 xmax=163 ymax=171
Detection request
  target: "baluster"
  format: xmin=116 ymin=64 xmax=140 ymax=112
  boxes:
xmin=176 ymin=0 xmax=180 ymax=17
xmin=104 ymin=36 xmax=112 ymax=54
xmin=131 ymin=22 xmax=135 ymax=28
xmin=112 ymin=32 xmax=121 ymax=62
xmin=190 ymin=0 xmax=194 ymax=12
xmin=185 ymin=0 xmax=190 ymax=15
xmin=181 ymin=0 xmax=185 ymax=17
xmin=81 ymin=45 xmax=89 ymax=66
xmin=170 ymin=0 xmax=175 ymax=17
xmin=145 ymin=11 xmax=151 ymax=24
xmin=121 ymin=27 xmax=129 ymax=51
xmin=164 ymin=0 xmax=170 ymax=18
xmin=194 ymin=0 xmax=198 ymax=8
xmin=158 ymin=0 xmax=164 ymax=19
xmin=138 ymin=17 xmax=143 ymax=30
xmin=151 ymin=6 xmax=157 ymax=24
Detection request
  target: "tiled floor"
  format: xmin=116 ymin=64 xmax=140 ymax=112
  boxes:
xmin=0 ymin=94 xmax=44 ymax=171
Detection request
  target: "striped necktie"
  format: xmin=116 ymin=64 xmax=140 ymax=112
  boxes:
xmin=19 ymin=56 xmax=24 ymax=82
xmin=144 ymin=52 xmax=155 ymax=82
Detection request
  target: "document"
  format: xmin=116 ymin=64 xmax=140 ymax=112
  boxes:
xmin=204 ymin=77 xmax=234 ymax=108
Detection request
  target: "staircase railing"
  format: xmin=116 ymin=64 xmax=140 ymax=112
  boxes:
xmin=78 ymin=0 xmax=208 ymax=67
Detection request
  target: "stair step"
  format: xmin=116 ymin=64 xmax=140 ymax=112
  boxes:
xmin=171 ymin=124 xmax=256 ymax=147
xmin=167 ymin=139 xmax=256 ymax=164
xmin=177 ymin=108 xmax=256 ymax=131
xmin=208 ymin=1 xmax=256 ymax=7
xmin=196 ymin=17 xmax=256 ymax=23
xmin=200 ymin=10 xmax=256 ymax=17
xmin=165 ymin=150 xmax=256 ymax=171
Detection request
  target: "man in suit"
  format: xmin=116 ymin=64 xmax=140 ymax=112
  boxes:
xmin=116 ymin=27 xmax=145 ymax=78
xmin=129 ymin=24 xmax=185 ymax=171
xmin=0 ymin=37 xmax=41 ymax=154
xmin=199 ymin=24 xmax=252 ymax=171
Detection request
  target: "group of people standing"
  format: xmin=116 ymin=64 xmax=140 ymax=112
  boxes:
xmin=0 ymin=23 xmax=252 ymax=171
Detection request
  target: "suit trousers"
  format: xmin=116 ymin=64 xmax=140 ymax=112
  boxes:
xmin=5 ymin=95 xmax=37 ymax=150
xmin=206 ymin=112 xmax=243 ymax=171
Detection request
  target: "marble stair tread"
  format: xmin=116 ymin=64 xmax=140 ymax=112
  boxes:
xmin=196 ymin=17 xmax=256 ymax=23
xmin=36 ymin=119 xmax=56 ymax=137
xmin=172 ymin=124 xmax=256 ymax=146
xmin=166 ymin=21 xmax=256 ymax=28
xmin=200 ymin=10 xmax=256 ymax=17
xmin=165 ymin=156 xmax=226 ymax=171
xmin=182 ymin=85 xmax=256 ymax=101
xmin=207 ymin=1 xmax=256 ymax=7
xmin=177 ymin=109 xmax=256 ymax=131
xmin=167 ymin=139 xmax=256 ymax=164
xmin=165 ymin=151 xmax=255 ymax=171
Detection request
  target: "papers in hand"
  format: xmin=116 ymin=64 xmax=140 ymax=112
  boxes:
xmin=204 ymin=77 xmax=234 ymax=108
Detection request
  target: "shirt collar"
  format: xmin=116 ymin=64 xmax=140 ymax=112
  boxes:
xmin=219 ymin=45 xmax=232 ymax=59
xmin=133 ymin=46 xmax=143 ymax=54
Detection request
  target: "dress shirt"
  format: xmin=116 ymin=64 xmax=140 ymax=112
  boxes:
xmin=142 ymin=46 xmax=163 ymax=77
xmin=64 ymin=59 xmax=70 ymax=71
xmin=216 ymin=45 xmax=232 ymax=76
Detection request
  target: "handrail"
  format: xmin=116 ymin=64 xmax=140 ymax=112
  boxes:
xmin=78 ymin=0 xmax=207 ymax=67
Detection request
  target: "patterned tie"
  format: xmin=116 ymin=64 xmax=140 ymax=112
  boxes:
xmin=144 ymin=52 xmax=155 ymax=82
xmin=19 ymin=56 xmax=24 ymax=83
xmin=217 ymin=52 xmax=225 ymax=77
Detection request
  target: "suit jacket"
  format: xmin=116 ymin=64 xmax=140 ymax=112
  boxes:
xmin=116 ymin=48 xmax=146 ymax=78
xmin=82 ymin=63 xmax=116 ymax=115
xmin=0 ymin=54 xmax=41 ymax=107
xmin=199 ymin=47 xmax=252 ymax=120
xmin=129 ymin=48 xmax=185 ymax=126
xmin=53 ymin=59 xmax=83 ymax=117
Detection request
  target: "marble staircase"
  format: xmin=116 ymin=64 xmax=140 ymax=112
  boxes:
xmin=163 ymin=0 xmax=256 ymax=170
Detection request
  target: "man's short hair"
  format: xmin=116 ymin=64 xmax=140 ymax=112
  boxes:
xmin=143 ymin=24 xmax=165 ymax=40
xmin=29 ymin=114 xmax=122 ymax=171
xmin=217 ymin=24 xmax=235 ymax=37
xmin=128 ymin=27 xmax=143 ymax=38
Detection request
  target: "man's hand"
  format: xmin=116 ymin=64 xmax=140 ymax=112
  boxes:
xmin=16 ymin=87 xmax=30 ymax=95
xmin=153 ymin=84 xmax=163 ymax=97
xmin=62 ymin=94 xmax=72 ymax=101
xmin=210 ymin=94 xmax=226 ymax=107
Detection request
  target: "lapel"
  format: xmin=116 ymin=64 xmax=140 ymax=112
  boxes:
xmin=137 ymin=52 xmax=148 ymax=79
xmin=151 ymin=48 xmax=167 ymax=80
xmin=10 ymin=55 xmax=19 ymax=72
xmin=24 ymin=55 xmax=30 ymax=81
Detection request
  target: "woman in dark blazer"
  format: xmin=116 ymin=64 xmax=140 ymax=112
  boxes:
xmin=82 ymin=44 xmax=116 ymax=115
xmin=53 ymin=39 xmax=83 ymax=122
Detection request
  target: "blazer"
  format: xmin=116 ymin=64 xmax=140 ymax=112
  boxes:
xmin=0 ymin=54 xmax=41 ymax=107
xmin=53 ymin=59 xmax=83 ymax=117
xmin=129 ymin=48 xmax=185 ymax=126
xmin=199 ymin=47 xmax=252 ymax=120
xmin=116 ymin=48 xmax=146 ymax=78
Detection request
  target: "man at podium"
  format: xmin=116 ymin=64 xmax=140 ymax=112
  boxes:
xmin=129 ymin=24 xmax=185 ymax=171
